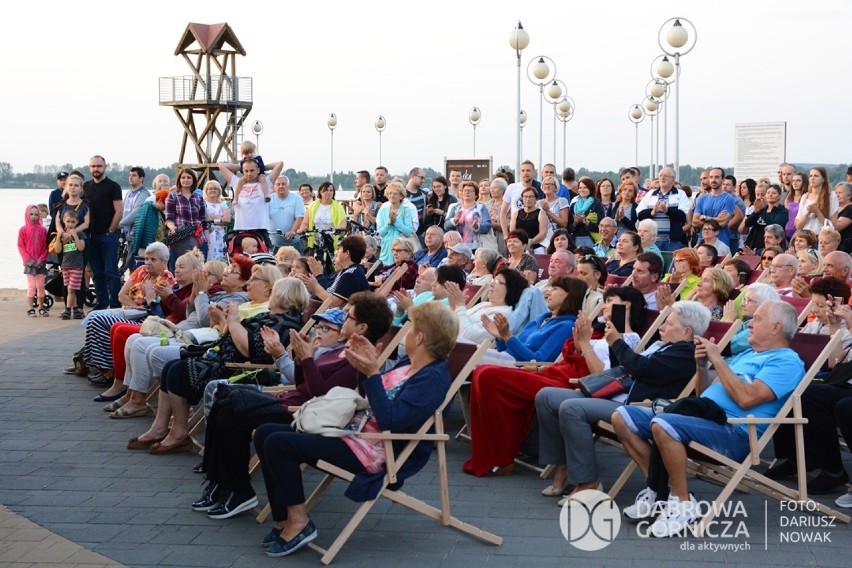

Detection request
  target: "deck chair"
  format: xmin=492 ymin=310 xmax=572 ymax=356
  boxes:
xmin=635 ymin=307 xmax=668 ymax=352
xmin=374 ymin=264 xmax=408 ymax=297
xmin=779 ymin=295 xmax=812 ymax=327
xmin=737 ymin=255 xmax=761 ymax=271
xmin=296 ymin=340 xmax=499 ymax=564
xmin=533 ymin=253 xmax=551 ymax=280
xmin=661 ymin=250 xmax=674 ymax=274
xmin=689 ymin=330 xmax=851 ymax=532
xmin=601 ymin=318 xmax=739 ymax=498
xmin=364 ymin=260 xmax=382 ymax=279
xmin=463 ymin=283 xmax=489 ymax=309
xmin=605 ymin=274 xmax=633 ymax=287
xmin=658 ymin=279 xmax=688 ymax=300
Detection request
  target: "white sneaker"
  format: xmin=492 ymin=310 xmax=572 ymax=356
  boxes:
xmin=650 ymin=495 xmax=699 ymax=538
xmin=836 ymin=491 xmax=852 ymax=509
xmin=623 ymin=487 xmax=658 ymax=520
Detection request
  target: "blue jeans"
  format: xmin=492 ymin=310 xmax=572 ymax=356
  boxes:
xmin=88 ymin=232 xmax=121 ymax=309
xmin=616 ymin=405 xmax=750 ymax=462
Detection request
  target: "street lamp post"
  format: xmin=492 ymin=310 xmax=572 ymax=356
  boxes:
xmin=628 ymin=105 xmax=645 ymax=169
xmin=519 ymin=110 xmax=528 ymax=165
xmin=327 ymin=113 xmax=337 ymax=183
xmin=527 ymin=55 xmax=556 ymax=179
xmin=251 ymin=120 xmax=263 ymax=153
xmin=643 ymin=97 xmax=661 ymax=178
xmin=374 ymin=115 xmax=386 ymax=166
xmin=468 ymin=107 xmax=482 ymax=155
xmin=645 ymin=79 xmax=669 ymax=170
xmin=544 ymin=79 xmax=566 ymax=166
xmin=555 ymin=97 xmax=574 ymax=170
xmin=657 ymin=17 xmax=697 ymax=181
xmin=509 ymin=22 xmax=530 ymax=178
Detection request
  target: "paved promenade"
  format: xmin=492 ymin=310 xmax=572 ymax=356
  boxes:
xmin=0 ymin=296 xmax=850 ymax=567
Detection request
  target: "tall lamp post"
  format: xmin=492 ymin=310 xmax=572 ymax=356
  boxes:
xmin=646 ymin=79 xmax=669 ymax=171
xmin=556 ymin=97 xmax=574 ymax=170
xmin=468 ymin=107 xmax=482 ymax=155
xmin=327 ymin=113 xmax=337 ymax=183
xmin=508 ymin=22 xmax=530 ymax=178
xmin=543 ymin=79 xmax=566 ymax=166
xmin=657 ymin=17 xmax=697 ymax=181
xmin=374 ymin=115 xmax=386 ymax=166
xmin=519 ymin=110 xmax=528 ymax=166
xmin=628 ymin=104 xmax=645 ymax=169
xmin=650 ymin=55 xmax=675 ymax=169
xmin=251 ymin=120 xmax=263 ymax=153
xmin=527 ymin=55 xmax=556 ymax=179
xmin=643 ymin=97 xmax=661 ymax=179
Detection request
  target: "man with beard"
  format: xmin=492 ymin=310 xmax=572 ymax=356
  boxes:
xmin=691 ymin=167 xmax=737 ymax=248
xmin=83 ymin=155 xmax=123 ymax=309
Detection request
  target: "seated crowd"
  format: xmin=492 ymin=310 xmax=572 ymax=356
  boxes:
xmin=59 ymin=159 xmax=852 ymax=556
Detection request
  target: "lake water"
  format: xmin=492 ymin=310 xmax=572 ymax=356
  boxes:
xmin=3 ymin=187 xmax=80 ymax=289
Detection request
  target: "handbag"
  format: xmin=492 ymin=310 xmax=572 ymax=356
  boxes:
xmin=165 ymin=223 xmax=198 ymax=246
xmin=822 ymin=359 xmax=852 ymax=387
xmin=292 ymin=386 xmax=371 ymax=437
xmin=215 ymin=383 xmax=284 ymax=419
xmin=139 ymin=315 xmax=179 ymax=338
xmin=660 ymin=396 xmax=727 ymax=424
xmin=578 ymin=366 xmax=634 ymax=399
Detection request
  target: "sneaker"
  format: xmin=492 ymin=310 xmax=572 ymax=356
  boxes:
xmin=623 ymin=487 xmax=659 ymax=520
xmin=191 ymin=482 xmax=222 ymax=512
xmin=835 ymin=491 xmax=852 ymax=509
xmin=650 ymin=495 xmax=699 ymax=538
xmin=261 ymin=527 xmax=281 ymax=547
xmin=265 ymin=521 xmax=317 ymax=557
xmin=764 ymin=459 xmax=797 ymax=480
xmin=207 ymin=492 xmax=258 ymax=519
xmin=808 ymin=469 xmax=849 ymax=495
xmin=60 ymin=309 xmax=71 ymax=320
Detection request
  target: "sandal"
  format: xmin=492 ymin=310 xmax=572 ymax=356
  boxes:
xmin=26 ymin=309 xmax=36 ymax=318
xmin=110 ymin=407 xmax=148 ymax=419
xmin=103 ymin=400 xmax=124 ymax=412
xmin=39 ymin=307 xmax=50 ymax=317
xmin=541 ymin=483 xmax=571 ymax=497
xmin=60 ymin=309 xmax=71 ymax=320
xmin=73 ymin=308 xmax=84 ymax=319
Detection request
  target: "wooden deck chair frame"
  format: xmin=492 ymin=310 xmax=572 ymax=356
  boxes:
xmin=364 ymin=260 xmax=381 ymax=279
xmin=294 ymin=340 xmax=499 ymax=564
xmin=464 ymin=283 xmax=490 ymax=309
xmin=374 ymin=264 xmax=407 ymax=298
xmin=253 ymin=321 xmax=416 ymax=521
xmin=600 ymin=318 xmax=740 ymax=499
xmin=688 ymin=330 xmax=851 ymax=531
xmin=779 ymin=295 xmax=813 ymax=327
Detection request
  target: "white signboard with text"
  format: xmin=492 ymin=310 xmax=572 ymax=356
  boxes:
xmin=734 ymin=122 xmax=787 ymax=182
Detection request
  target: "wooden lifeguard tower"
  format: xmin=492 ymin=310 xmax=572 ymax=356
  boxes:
xmin=159 ymin=22 xmax=252 ymax=187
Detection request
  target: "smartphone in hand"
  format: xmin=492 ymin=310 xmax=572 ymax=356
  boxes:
xmin=610 ymin=304 xmax=627 ymax=334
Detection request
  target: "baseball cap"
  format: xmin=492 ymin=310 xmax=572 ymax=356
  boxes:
xmin=56 ymin=171 xmax=69 ymax=180
xmin=312 ymin=308 xmax=346 ymax=328
xmin=448 ymin=243 xmax=473 ymax=260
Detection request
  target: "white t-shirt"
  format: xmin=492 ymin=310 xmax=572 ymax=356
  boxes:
xmin=233 ymin=182 xmax=269 ymax=231
xmin=503 ymin=182 xmax=527 ymax=213
xmin=314 ymin=203 xmax=333 ymax=231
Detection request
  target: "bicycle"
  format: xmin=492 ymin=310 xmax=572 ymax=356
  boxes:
xmin=302 ymin=228 xmax=348 ymax=275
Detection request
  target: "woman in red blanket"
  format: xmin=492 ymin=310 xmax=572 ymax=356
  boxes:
xmin=462 ymin=286 xmax=647 ymax=476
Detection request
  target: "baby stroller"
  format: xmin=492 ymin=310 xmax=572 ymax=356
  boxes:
xmin=224 ymin=229 xmax=270 ymax=259
xmin=42 ymin=260 xmax=62 ymax=309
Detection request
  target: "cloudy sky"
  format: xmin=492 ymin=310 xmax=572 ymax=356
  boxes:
xmin=3 ymin=0 xmax=850 ymax=179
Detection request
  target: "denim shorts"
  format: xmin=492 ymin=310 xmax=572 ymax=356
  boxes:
xmin=616 ymin=405 xmax=750 ymax=462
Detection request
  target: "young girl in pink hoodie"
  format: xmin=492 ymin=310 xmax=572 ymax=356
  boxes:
xmin=18 ymin=204 xmax=49 ymax=317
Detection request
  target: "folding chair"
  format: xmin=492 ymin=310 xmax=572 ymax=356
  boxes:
xmin=689 ymin=330 xmax=851 ymax=531
xmin=635 ymin=307 xmax=668 ymax=352
xmin=364 ymin=260 xmax=382 ymax=280
xmin=779 ymin=295 xmax=812 ymax=327
xmin=658 ymin=279 xmax=688 ymax=301
xmin=374 ymin=264 xmax=407 ymax=297
xmin=736 ymin=254 xmax=761 ymax=271
xmin=605 ymin=274 xmax=633 ymax=287
xmin=463 ymin=283 xmax=489 ymax=309
xmin=298 ymin=340 xmax=500 ymax=564
xmin=533 ymin=253 xmax=551 ymax=281
xmin=601 ymin=318 xmax=739 ymax=498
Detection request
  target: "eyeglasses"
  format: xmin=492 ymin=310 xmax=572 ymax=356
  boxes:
xmin=769 ymin=264 xmax=794 ymax=271
xmin=391 ymin=248 xmax=408 ymax=253
xmin=702 ymin=226 xmax=718 ymax=232
xmin=345 ymin=313 xmax=360 ymax=325
xmin=314 ymin=324 xmax=339 ymax=334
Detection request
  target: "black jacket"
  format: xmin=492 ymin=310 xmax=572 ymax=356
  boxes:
xmin=610 ymin=339 xmax=696 ymax=403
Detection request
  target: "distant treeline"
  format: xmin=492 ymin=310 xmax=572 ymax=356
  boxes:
xmin=2 ymin=161 xmax=848 ymax=190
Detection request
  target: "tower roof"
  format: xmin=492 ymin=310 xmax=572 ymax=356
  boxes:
xmin=174 ymin=22 xmax=246 ymax=56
